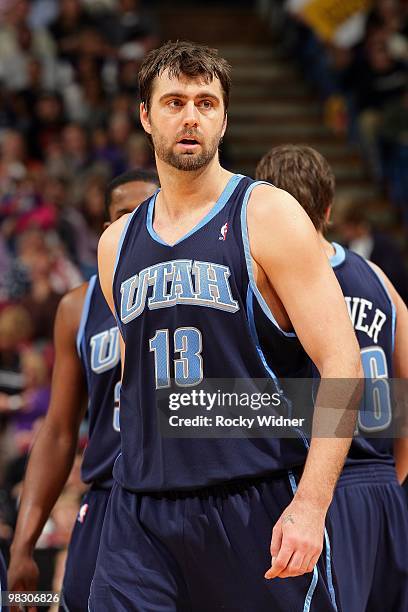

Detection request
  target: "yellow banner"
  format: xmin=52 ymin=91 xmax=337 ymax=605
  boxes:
xmin=300 ymin=0 xmax=372 ymax=41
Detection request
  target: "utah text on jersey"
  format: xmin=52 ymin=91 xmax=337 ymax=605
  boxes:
xmin=90 ymin=327 xmax=120 ymax=373
xmin=120 ymin=259 xmax=240 ymax=324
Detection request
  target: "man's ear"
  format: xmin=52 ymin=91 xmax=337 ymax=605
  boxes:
xmin=221 ymin=112 xmax=227 ymax=138
xmin=103 ymin=221 xmax=110 ymax=231
xmin=140 ymin=102 xmax=152 ymax=135
xmin=325 ymin=205 xmax=332 ymax=224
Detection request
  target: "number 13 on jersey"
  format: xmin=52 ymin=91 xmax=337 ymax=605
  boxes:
xmin=149 ymin=327 xmax=204 ymax=388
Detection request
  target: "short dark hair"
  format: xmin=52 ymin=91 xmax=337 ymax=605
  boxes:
xmin=104 ymin=169 xmax=159 ymax=220
xmin=255 ymin=145 xmax=335 ymax=231
xmin=138 ymin=40 xmax=231 ymax=114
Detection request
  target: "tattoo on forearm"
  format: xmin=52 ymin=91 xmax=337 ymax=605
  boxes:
xmin=282 ymin=514 xmax=295 ymax=525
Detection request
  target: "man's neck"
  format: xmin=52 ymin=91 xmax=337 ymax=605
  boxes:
xmin=155 ymin=155 xmax=233 ymax=220
xmin=319 ymin=233 xmax=336 ymax=259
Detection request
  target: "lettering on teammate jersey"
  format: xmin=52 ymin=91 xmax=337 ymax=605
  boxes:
xmin=90 ymin=327 xmax=120 ymax=373
xmin=344 ymin=297 xmax=387 ymax=344
xmin=120 ymin=259 xmax=239 ymax=324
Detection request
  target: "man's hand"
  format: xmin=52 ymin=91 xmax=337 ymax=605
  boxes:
xmin=264 ymin=497 xmax=326 ymax=579
xmin=8 ymin=549 xmax=40 ymax=596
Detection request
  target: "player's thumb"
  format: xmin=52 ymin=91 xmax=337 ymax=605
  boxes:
xmin=270 ymin=520 xmax=283 ymax=558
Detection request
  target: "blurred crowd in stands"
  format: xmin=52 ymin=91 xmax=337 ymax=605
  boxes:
xmin=282 ymin=0 xmax=408 ymax=224
xmin=0 ymin=0 xmax=157 ymax=591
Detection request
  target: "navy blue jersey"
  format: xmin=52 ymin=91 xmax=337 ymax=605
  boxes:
xmin=112 ymin=174 xmax=312 ymax=492
xmin=331 ymin=243 xmax=396 ymax=465
xmin=77 ymin=275 xmax=121 ymax=487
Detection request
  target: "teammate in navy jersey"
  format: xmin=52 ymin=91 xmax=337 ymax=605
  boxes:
xmin=91 ymin=41 xmax=362 ymax=612
xmin=256 ymin=144 xmax=408 ymax=611
xmin=7 ymin=170 xmax=158 ymax=612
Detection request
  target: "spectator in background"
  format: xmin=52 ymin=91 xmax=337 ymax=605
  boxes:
xmin=28 ymin=0 xmax=59 ymax=30
xmin=10 ymin=57 xmax=48 ymax=137
xmin=0 ymin=305 xmax=32 ymax=503
xmin=117 ymin=54 xmax=144 ymax=95
xmin=365 ymin=0 xmax=408 ymax=60
xmin=43 ymin=176 xmax=77 ymax=263
xmin=0 ymin=306 xmax=32 ymax=397
xmin=98 ymin=0 xmax=158 ymax=53
xmin=338 ymin=206 xmax=408 ymax=304
xmin=0 ymin=345 xmax=52 ymax=563
xmin=8 ymin=228 xmax=81 ymax=306
xmin=77 ymin=175 xmax=106 ymax=277
xmin=2 ymin=173 xmax=57 ymax=245
xmin=126 ymin=132 xmax=153 ymax=170
xmin=0 ymin=348 xmax=50 ymax=455
xmin=61 ymin=123 xmax=91 ymax=180
xmin=0 ymin=236 xmax=12 ymax=303
xmin=105 ymin=112 xmax=132 ymax=174
xmin=28 ymin=91 xmax=66 ymax=161
xmin=0 ymin=129 xmax=29 ymax=195
xmin=42 ymin=175 xmax=103 ymax=280
xmin=48 ymin=0 xmax=95 ymax=67
xmin=58 ymin=123 xmax=109 ymax=205
xmin=380 ymin=87 xmax=408 ymax=223
xmin=110 ymin=91 xmax=136 ymax=117
xmin=19 ymin=243 xmax=62 ymax=342
xmin=0 ymin=0 xmax=56 ymax=91
xmin=344 ymin=27 xmax=407 ymax=177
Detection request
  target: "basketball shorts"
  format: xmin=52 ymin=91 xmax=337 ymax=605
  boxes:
xmin=60 ymin=486 xmax=110 ymax=612
xmin=329 ymin=463 xmax=408 ymax=612
xmin=89 ymin=473 xmax=340 ymax=612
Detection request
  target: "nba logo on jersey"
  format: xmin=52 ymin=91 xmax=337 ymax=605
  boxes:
xmin=78 ymin=503 xmax=89 ymax=523
xmin=219 ymin=222 xmax=228 ymax=241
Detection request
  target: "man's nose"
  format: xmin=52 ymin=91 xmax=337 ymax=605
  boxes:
xmin=181 ymin=100 xmax=199 ymax=127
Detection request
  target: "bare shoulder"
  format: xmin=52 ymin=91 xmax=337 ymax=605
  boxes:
xmin=246 ymin=183 xmax=318 ymax=259
xmin=98 ymin=214 xmax=131 ymax=310
xmin=98 ymin=213 xmax=131 ymax=255
xmin=57 ymin=282 xmax=89 ymax=336
xmin=249 ymin=183 xmax=314 ymax=231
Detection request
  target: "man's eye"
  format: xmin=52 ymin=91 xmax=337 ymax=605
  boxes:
xmin=200 ymin=100 xmax=212 ymax=109
xmin=168 ymin=100 xmax=182 ymax=108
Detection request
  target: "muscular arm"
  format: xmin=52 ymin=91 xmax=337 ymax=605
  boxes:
xmin=98 ymin=214 xmax=130 ymax=314
xmin=369 ymin=262 xmax=408 ymax=485
xmin=8 ymin=285 xmax=88 ymax=591
xmin=247 ymin=185 xmax=362 ymax=578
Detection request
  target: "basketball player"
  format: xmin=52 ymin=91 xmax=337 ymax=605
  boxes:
xmin=256 ymin=144 xmax=408 ymax=611
xmin=90 ymin=41 xmax=362 ymax=611
xmin=7 ymin=170 xmax=159 ymax=612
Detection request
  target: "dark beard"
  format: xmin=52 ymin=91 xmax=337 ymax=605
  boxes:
xmin=152 ymin=131 xmax=222 ymax=171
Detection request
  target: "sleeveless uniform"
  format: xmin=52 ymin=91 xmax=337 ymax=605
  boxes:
xmin=90 ymin=175 xmax=340 ymax=612
xmin=329 ymin=243 xmax=408 ymax=612
xmin=62 ymin=275 xmax=121 ymax=612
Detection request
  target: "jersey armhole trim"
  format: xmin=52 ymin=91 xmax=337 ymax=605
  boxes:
xmin=113 ymin=205 xmax=144 ymax=278
xmin=240 ymin=181 xmax=297 ymax=338
xmin=76 ymin=275 xmax=97 ymax=358
xmin=368 ymin=263 xmax=397 ymax=351
xmin=246 ymin=286 xmax=280 ymax=387
xmin=112 ymin=204 xmax=144 ymax=333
